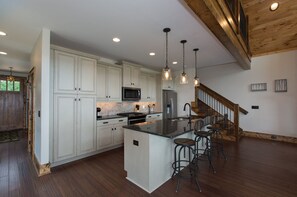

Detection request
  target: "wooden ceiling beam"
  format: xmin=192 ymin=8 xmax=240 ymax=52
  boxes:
xmin=184 ymin=0 xmax=251 ymax=70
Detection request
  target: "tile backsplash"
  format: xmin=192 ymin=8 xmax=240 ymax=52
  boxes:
xmin=96 ymin=102 xmax=161 ymax=116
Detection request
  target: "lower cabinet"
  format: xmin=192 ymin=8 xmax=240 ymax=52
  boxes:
xmin=97 ymin=117 xmax=128 ymax=150
xmin=53 ymin=94 xmax=96 ymax=162
xmin=146 ymin=113 xmax=163 ymax=121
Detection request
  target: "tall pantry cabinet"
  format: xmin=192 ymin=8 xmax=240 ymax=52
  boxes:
xmin=52 ymin=49 xmax=97 ymax=163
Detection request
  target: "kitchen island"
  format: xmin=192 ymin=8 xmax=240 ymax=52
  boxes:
xmin=123 ymin=119 xmax=196 ymax=193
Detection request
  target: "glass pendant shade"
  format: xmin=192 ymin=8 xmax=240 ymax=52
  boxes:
xmin=162 ymin=28 xmax=172 ymax=81
xmin=180 ymin=40 xmax=188 ymax=84
xmin=194 ymin=77 xmax=200 ymax=87
xmin=180 ymin=72 xmax=188 ymax=84
xmin=162 ymin=67 xmax=172 ymax=80
xmin=193 ymin=48 xmax=200 ymax=87
xmin=7 ymin=67 xmax=15 ymax=81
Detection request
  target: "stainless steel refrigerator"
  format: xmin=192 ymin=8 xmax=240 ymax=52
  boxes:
xmin=162 ymin=90 xmax=177 ymax=119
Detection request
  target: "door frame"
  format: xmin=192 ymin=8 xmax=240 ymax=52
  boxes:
xmin=27 ymin=67 xmax=35 ymax=158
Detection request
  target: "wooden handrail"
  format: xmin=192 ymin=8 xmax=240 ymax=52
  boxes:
xmin=197 ymin=83 xmax=248 ymax=115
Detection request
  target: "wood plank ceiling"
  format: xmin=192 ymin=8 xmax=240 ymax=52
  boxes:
xmin=241 ymin=0 xmax=297 ymax=56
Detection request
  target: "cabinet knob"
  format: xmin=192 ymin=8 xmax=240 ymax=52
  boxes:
xmin=106 ymin=96 xmax=108 ymax=98
xmin=112 ymin=128 xmax=114 ymax=130
xmin=79 ymin=88 xmax=81 ymax=91
xmin=75 ymin=88 xmax=77 ymax=90
xmin=114 ymin=128 xmax=117 ymax=130
xmin=74 ymin=98 xmax=77 ymax=101
xmin=109 ymin=96 xmax=110 ymax=98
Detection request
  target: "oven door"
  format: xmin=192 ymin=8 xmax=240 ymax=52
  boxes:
xmin=128 ymin=117 xmax=146 ymax=125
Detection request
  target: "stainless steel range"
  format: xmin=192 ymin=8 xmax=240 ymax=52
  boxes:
xmin=117 ymin=112 xmax=146 ymax=125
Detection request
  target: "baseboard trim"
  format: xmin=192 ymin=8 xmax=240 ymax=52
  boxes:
xmin=33 ymin=154 xmax=51 ymax=177
xmin=242 ymin=131 xmax=297 ymax=144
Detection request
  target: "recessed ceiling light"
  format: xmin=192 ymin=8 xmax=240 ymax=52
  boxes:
xmin=270 ymin=2 xmax=279 ymax=11
xmin=0 ymin=51 xmax=7 ymax=55
xmin=0 ymin=31 xmax=6 ymax=36
xmin=113 ymin=37 xmax=120 ymax=42
xmin=149 ymin=52 xmax=155 ymax=56
xmin=172 ymin=61 xmax=178 ymax=64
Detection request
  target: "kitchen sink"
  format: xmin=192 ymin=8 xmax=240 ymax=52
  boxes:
xmin=169 ymin=117 xmax=191 ymax=122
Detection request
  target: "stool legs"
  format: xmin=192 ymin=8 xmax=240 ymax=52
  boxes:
xmin=172 ymin=144 xmax=201 ymax=192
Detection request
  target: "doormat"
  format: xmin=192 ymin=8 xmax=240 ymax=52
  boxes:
xmin=0 ymin=130 xmax=19 ymax=143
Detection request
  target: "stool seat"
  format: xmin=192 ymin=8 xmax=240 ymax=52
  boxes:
xmin=174 ymin=138 xmax=195 ymax=146
xmin=194 ymin=130 xmax=212 ymax=137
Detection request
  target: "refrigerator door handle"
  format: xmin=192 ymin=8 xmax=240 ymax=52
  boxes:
xmin=170 ymin=98 xmax=174 ymax=118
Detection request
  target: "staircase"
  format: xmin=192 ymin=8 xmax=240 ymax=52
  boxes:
xmin=191 ymin=83 xmax=248 ymax=142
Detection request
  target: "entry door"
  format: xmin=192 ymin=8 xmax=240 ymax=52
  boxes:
xmin=0 ymin=76 xmax=25 ymax=130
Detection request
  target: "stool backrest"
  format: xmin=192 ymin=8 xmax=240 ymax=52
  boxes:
xmin=194 ymin=119 xmax=204 ymax=131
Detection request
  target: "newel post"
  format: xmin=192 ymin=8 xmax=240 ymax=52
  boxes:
xmin=234 ymin=104 xmax=239 ymax=142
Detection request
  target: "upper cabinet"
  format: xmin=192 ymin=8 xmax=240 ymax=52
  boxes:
xmin=140 ymin=73 xmax=156 ymax=102
xmin=162 ymin=79 xmax=174 ymax=90
xmin=54 ymin=50 xmax=97 ymax=95
xmin=122 ymin=62 xmax=140 ymax=88
xmin=97 ymin=63 xmax=122 ymax=102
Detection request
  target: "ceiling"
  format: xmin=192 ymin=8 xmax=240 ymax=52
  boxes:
xmin=0 ymin=0 xmax=236 ymax=73
xmin=242 ymin=0 xmax=297 ymax=56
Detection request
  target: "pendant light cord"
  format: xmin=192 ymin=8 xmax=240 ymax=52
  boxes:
xmin=181 ymin=40 xmax=187 ymax=74
xmin=166 ymin=31 xmax=168 ymax=69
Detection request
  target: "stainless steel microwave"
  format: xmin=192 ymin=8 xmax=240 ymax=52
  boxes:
xmin=122 ymin=87 xmax=141 ymax=101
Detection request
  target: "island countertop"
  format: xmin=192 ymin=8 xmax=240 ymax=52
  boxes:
xmin=123 ymin=118 xmax=194 ymax=138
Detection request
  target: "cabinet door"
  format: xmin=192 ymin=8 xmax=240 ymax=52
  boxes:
xmin=108 ymin=67 xmax=122 ymax=101
xmin=113 ymin=120 xmax=127 ymax=145
xmin=53 ymin=95 xmax=77 ymax=162
xmin=147 ymin=75 xmax=156 ymax=101
xmin=123 ymin=65 xmax=132 ymax=87
xmin=78 ymin=56 xmax=97 ymax=94
xmin=96 ymin=65 xmax=108 ymax=101
xmin=77 ymin=96 xmax=96 ymax=155
xmin=140 ymin=74 xmax=148 ymax=101
xmin=162 ymin=79 xmax=174 ymax=90
xmin=131 ymin=67 xmax=140 ymax=88
xmin=54 ymin=51 xmax=77 ymax=94
xmin=97 ymin=125 xmax=113 ymax=149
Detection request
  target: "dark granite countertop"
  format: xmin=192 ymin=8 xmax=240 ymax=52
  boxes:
xmin=97 ymin=115 xmax=123 ymax=121
xmin=123 ymin=119 xmax=194 ymax=138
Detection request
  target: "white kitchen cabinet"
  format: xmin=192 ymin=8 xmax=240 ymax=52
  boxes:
xmin=53 ymin=95 xmax=77 ymax=162
xmin=53 ymin=95 xmax=96 ymax=162
xmin=97 ymin=63 xmax=122 ymax=101
xmin=162 ymin=79 xmax=174 ymax=90
xmin=123 ymin=64 xmax=140 ymax=88
xmin=54 ymin=50 xmax=97 ymax=95
xmin=146 ymin=113 xmax=163 ymax=121
xmin=76 ymin=96 xmax=97 ymax=155
xmin=97 ymin=117 xmax=128 ymax=150
xmin=140 ymin=73 xmax=156 ymax=102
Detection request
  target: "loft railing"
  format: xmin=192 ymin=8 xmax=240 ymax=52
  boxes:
xmin=195 ymin=83 xmax=248 ymax=142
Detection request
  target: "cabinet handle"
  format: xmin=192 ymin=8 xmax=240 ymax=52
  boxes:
xmin=168 ymin=86 xmax=171 ymax=88
xmin=79 ymin=88 xmax=81 ymax=91
xmin=74 ymin=98 xmax=77 ymax=101
xmin=157 ymin=115 xmax=160 ymax=117
xmin=103 ymin=122 xmax=109 ymax=124
xmin=112 ymin=128 xmax=114 ymax=130
xmin=79 ymin=98 xmax=81 ymax=101
xmin=114 ymin=128 xmax=117 ymax=130
xmin=109 ymin=96 xmax=110 ymax=98
xmin=106 ymin=96 xmax=108 ymax=98
xmin=119 ymin=120 xmax=123 ymax=122
xmin=75 ymin=88 xmax=77 ymax=90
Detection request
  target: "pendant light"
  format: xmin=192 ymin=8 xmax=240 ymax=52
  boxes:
xmin=193 ymin=48 xmax=200 ymax=87
xmin=162 ymin=28 xmax=172 ymax=80
xmin=180 ymin=40 xmax=188 ymax=84
xmin=7 ymin=67 xmax=15 ymax=81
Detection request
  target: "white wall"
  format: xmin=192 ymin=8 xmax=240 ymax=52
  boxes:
xmin=190 ymin=50 xmax=297 ymax=137
xmin=30 ymin=28 xmax=51 ymax=165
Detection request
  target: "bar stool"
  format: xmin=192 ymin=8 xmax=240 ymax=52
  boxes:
xmin=207 ymin=125 xmax=227 ymax=160
xmin=171 ymin=138 xmax=201 ymax=192
xmin=193 ymin=120 xmax=216 ymax=173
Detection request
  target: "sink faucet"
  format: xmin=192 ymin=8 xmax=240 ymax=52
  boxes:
xmin=183 ymin=103 xmax=192 ymax=118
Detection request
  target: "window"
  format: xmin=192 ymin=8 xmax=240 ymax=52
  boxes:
xmin=0 ymin=79 xmax=21 ymax=92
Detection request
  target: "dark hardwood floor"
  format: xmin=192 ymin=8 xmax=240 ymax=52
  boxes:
xmin=1 ymin=132 xmax=297 ymax=197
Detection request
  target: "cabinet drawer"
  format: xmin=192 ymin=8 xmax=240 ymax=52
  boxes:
xmin=97 ymin=117 xmax=127 ymax=126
